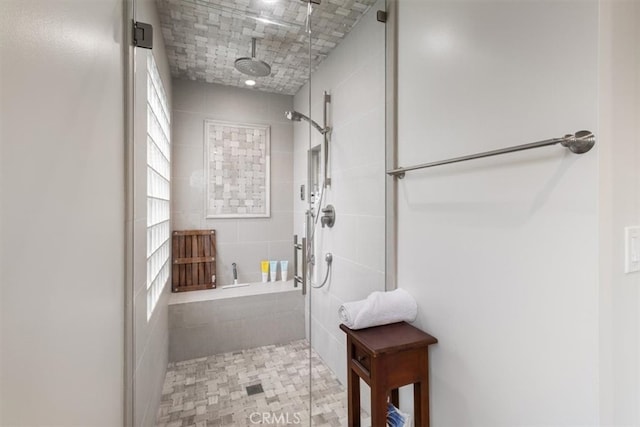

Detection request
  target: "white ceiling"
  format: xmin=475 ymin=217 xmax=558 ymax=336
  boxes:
xmin=156 ymin=0 xmax=378 ymax=95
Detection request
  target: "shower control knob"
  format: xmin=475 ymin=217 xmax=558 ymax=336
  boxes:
xmin=320 ymin=205 xmax=335 ymax=228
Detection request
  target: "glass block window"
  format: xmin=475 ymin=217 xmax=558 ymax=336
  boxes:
xmin=146 ymin=54 xmax=171 ymax=320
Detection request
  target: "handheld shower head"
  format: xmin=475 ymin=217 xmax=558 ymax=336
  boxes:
xmin=285 ymin=111 xmax=302 ymax=122
xmin=284 ymin=110 xmax=329 ymax=135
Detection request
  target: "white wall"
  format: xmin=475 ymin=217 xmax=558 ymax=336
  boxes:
xmin=0 ymin=0 xmax=125 ymax=425
xmin=293 ymin=0 xmax=386 ymax=386
xmin=132 ymin=1 xmax=173 ymax=426
xmin=598 ymin=1 xmax=640 ymax=425
xmin=171 ymin=79 xmax=294 ymax=286
xmin=396 ymin=1 xmax=600 ymax=425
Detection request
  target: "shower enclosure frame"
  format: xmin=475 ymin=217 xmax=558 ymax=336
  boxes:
xmin=385 ymin=0 xmax=398 ymax=292
xmin=123 ymin=1 xmax=136 ymax=425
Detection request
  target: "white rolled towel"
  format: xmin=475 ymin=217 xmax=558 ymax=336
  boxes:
xmin=338 ymin=288 xmax=418 ymax=330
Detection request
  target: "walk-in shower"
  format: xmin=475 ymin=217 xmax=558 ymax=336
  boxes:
xmin=136 ymin=0 xmax=388 ymax=425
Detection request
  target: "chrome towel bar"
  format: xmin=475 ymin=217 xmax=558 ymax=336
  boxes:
xmin=387 ymin=130 xmax=595 ymax=179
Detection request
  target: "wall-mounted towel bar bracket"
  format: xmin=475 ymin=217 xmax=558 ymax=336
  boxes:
xmin=387 ymin=130 xmax=595 ymax=179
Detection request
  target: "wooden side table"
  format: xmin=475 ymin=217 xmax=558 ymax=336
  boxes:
xmin=340 ymin=322 xmax=438 ymax=427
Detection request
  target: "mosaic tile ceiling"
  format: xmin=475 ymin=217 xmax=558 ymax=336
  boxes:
xmin=156 ymin=0 xmax=378 ymax=95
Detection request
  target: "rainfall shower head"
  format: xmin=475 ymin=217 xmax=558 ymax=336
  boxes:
xmin=285 ymin=110 xmax=329 ymax=135
xmin=234 ymin=38 xmax=271 ymax=77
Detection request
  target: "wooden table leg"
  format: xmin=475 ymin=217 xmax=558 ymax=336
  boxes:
xmin=370 ymin=382 xmax=388 ymax=427
xmin=347 ymin=368 xmax=361 ymax=427
xmin=414 ymin=380 xmax=429 ymax=427
xmin=391 ymin=388 xmax=399 ymax=407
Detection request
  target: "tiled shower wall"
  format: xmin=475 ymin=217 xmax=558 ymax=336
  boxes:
xmin=293 ymin=0 xmax=386 ymax=385
xmin=172 ymin=80 xmax=294 ymax=285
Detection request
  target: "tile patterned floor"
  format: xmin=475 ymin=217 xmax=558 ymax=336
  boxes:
xmin=156 ymin=340 xmax=370 ymax=427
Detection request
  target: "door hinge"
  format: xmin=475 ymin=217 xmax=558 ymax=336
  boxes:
xmin=133 ymin=21 xmax=153 ymax=49
xmin=377 ymin=10 xmax=387 ymax=23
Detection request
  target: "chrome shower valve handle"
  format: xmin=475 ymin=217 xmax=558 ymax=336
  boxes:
xmin=320 ymin=205 xmax=335 ymax=228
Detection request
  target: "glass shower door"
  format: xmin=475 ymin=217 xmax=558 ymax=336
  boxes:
xmin=132 ymin=0 xmax=315 ymax=425
xmin=304 ymin=1 xmax=388 ymax=425
xmin=129 ymin=0 xmax=388 ymax=425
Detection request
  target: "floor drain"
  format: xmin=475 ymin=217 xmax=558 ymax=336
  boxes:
xmin=246 ymin=383 xmax=264 ymax=396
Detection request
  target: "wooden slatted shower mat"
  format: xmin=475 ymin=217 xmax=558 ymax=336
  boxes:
xmin=172 ymin=230 xmax=216 ymax=292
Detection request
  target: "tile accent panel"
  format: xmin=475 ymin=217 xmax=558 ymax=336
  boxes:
xmin=205 ymin=120 xmax=270 ymax=217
